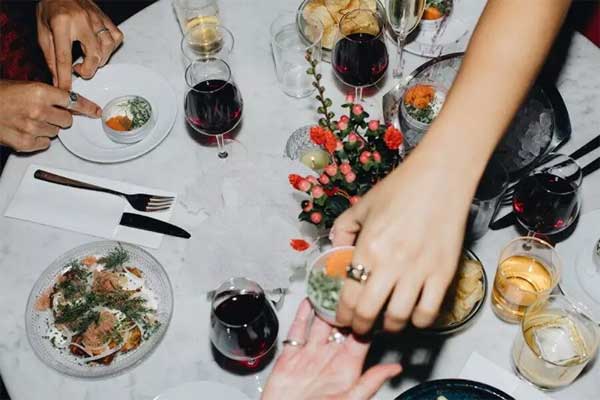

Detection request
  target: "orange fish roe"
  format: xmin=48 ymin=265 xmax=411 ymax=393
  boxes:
xmin=422 ymin=6 xmax=443 ymax=20
xmin=404 ymin=84 xmax=435 ymax=109
xmin=106 ymin=115 xmax=133 ymax=131
xmin=325 ymin=248 xmax=353 ymax=278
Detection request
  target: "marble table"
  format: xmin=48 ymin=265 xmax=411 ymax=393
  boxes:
xmin=1 ymin=0 xmax=599 ymax=399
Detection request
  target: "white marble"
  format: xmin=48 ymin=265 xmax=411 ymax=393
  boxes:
xmin=0 ymin=0 xmax=599 ymax=399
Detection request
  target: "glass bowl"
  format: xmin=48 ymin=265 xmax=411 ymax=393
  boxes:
xmin=25 ymin=241 xmax=173 ymax=378
xmin=102 ymin=95 xmax=156 ymax=144
xmin=399 ymin=82 xmax=447 ymax=148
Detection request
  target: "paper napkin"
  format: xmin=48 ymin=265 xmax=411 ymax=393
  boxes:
xmin=4 ymin=164 xmax=177 ymax=249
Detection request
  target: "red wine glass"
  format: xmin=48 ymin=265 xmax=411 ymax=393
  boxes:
xmin=184 ymin=57 xmax=244 ymax=159
xmin=210 ymin=278 xmax=279 ymax=370
xmin=331 ymin=9 xmax=388 ymax=104
xmin=512 ymin=154 xmax=582 ymax=236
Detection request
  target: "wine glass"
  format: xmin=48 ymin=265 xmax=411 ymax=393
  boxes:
xmin=181 ymin=22 xmax=235 ymax=67
xmin=387 ymin=0 xmax=426 ymax=80
xmin=331 ymin=9 xmax=388 ymax=103
xmin=512 ymin=154 xmax=582 ymax=236
xmin=184 ymin=57 xmax=244 ymax=159
xmin=210 ymin=278 xmax=279 ymax=370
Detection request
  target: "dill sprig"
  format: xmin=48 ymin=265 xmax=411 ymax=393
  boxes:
xmin=128 ymin=98 xmax=152 ymax=129
xmin=98 ymin=246 xmax=129 ymax=270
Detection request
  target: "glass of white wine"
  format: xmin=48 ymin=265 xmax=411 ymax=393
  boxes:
xmin=386 ymin=0 xmax=426 ymax=80
xmin=512 ymin=294 xmax=600 ymax=390
xmin=173 ymin=0 xmax=219 ymax=33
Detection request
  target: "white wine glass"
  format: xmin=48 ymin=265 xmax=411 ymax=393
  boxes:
xmin=386 ymin=0 xmax=425 ymax=80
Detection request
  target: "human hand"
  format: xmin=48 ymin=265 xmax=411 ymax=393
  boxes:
xmin=262 ymin=299 xmax=401 ymax=400
xmin=37 ymin=0 xmax=124 ymax=90
xmin=331 ymin=152 xmax=474 ymax=334
xmin=0 ymin=81 xmax=101 ymax=152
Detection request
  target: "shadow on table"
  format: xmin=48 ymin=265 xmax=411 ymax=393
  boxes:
xmin=364 ymin=328 xmax=446 ymax=389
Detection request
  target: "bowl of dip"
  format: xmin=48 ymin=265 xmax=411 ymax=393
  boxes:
xmin=102 ymin=95 xmax=155 ymax=144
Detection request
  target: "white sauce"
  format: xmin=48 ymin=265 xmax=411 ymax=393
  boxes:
xmin=47 ymin=326 xmax=70 ymax=349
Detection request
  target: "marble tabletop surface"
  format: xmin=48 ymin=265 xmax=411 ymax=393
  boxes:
xmin=1 ymin=0 xmax=599 ymax=399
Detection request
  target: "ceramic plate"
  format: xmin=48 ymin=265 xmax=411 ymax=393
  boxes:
xmin=26 ymin=241 xmax=173 ymax=378
xmin=557 ymin=209 xmax=600 ymax=323
xmin=395 ymin=379 xmax=515 ymax=400
xmin=60 ymin=64 xmax=177 ymax=163
xmin=154 ymin=381 xmax=251 ymax=400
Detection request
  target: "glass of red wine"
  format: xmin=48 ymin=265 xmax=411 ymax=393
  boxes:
xmin=184 ymin=57 xmax=244 ymax=159
xmin=210 ymin=278 xmax=279 ymax=370
xmin=512 ymin=154 xmax=582 ymax=236
xmin=331 ymin=9 xmax=388 ymax=104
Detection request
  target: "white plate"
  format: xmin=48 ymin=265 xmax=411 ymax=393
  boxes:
xmin=60 ymin=64 xmax=177 ymax=163
xmin=154 ymin=381 xmax=251 ymax=400
xmin=404 ymin=15 xmax=470 ymax=58
xmin=556 ymin=209 xmax=600 ymax=323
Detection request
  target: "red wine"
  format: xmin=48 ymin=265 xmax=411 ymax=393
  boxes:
xmin=185 ymin=79 xmax=243 ymax=135
xmin=210 ymin=292 xmax=278 ymax=366
xmin=513 ymin=172 xmax=579 ymax=233
xmin=332 ymin=32 xmax=388 ymax=87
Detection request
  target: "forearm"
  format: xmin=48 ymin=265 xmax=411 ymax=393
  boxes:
xmin=409 ymin=0 xmax=571 ymax=188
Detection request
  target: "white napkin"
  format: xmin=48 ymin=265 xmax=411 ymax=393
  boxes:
xmin=4 ymin=164 xmax=177 ymax=249
xmin=460 ymin=352 xmax=554 ymax=400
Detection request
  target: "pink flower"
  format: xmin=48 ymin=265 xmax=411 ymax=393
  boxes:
xmin=337 ymin=120 xmax=348 ymax=131
xmin=372 ymin=151 xmax=382 ymax=162
xmin=310 ymin=212 xmax=323 ymax=224
xmin=335 ymin=140 xmax=344 ymax=152
xmin=311 ymin=185 xmax=325 ymax=198
xmin=359 ymin=151 xmax=371 ymax=164
xmin=298 ymin=179 xmax=311 ymax=192
xmin=368 ymin=120 xmax=380 ymax=131
xmin=302 ymin=200 xmax=313 ymax=212
xmin=319 ymin=174 xmax=330 ymax=185
xmin=345 ymin=171 xmax=356 ymax=183
xmin=306 ymin=176 xmax=318 ymax=185
xmin=340 ymin=162 xmax=352 ymax=175
xmin=349 ymin=196 xmax=361 ymax=205
xmin=345 ymin=94 xmax=355 ymax=104
xmin=324 ymin=163 xmax=338 ymax=176
xmin=348 ymin=132 xmax=359 ymax=143
xmin=339 ymin=115 xmax=350 ymax=123
xmin=352 ymin=104 xmax=364 ymax=116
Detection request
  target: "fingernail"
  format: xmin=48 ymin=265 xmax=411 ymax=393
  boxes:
xmin=328 ymin=230 xmax=335 ymax=241
xmin=95 ymin=107 xmax=102 ymax=118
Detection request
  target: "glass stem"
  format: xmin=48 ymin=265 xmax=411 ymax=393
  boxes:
xmin=354 ymin=86 xmax=364 ymax=104
xmin=216 ymin=134 xmax=228 ymax=159
xmin=394 ymin=32 xmax=406 ymax=81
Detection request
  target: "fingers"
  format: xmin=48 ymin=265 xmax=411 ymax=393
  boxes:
xmin=66 ymin=93 xmax=102 ymax=118
xmin=36 ymin=13 xmax=58 ymax=86
xmin=307 ymin=314 xmax=333 ymax=346
xmin=74 ymin=30 xmax=102 ymax=80
xmin=347 ymin=364 xmax=402 ymax=400
xmin=383 ymin=277 xmax=422 ymax=332
xmin=281 ymin=299 xmax=312 ymax=357
xmin=27 ymin=120 xmax=60 ymax=138
xmin=412 ymin=275 xmax=449 ymax=328
xmin=351 ymin=270 xmax=396 ymax=334
xmin=51 ymin=21 xmax=74 ymax=90
xmin=331 ymin=207 xmax=361 ymax=247
xmin=45 ymin=107 xmax=73 ymax=128
xmin=336 ymin=279 xmax=362 ymax=327
xmin=0 ymin=129 xmax=51 ymax=153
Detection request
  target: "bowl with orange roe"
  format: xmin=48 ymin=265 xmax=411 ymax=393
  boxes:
xmin=102 ymin=95 xmax=155 ymax=144
xmin=306 ymin=246 xmax=354 ymax=325
xmin=420 ymin=0 xmax=453 ymax=32
xmin=400 ymin=82 xmax=447 ymax=146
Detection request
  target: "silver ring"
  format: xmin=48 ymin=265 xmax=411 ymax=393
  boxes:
xmin=95 ymin=27 xmax=110 ymax=36
xmin=346 ymin=264 xmax=370 ymax=283
xmin=282 ymin=339 xmax=305 ymax=347
xmin=65 ymin=91 xmax=79 ymax=110
xmin=327 ymin=330 xmax=346 ymax=344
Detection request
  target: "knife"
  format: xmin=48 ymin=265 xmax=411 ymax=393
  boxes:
xmin=119 ymin=212 xmax=191 ymax=239
xmin=489 ymin=156 xmax=600 ymax=231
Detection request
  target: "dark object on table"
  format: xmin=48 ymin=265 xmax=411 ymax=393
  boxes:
xmin=120 ymin=212 xmax=191 ymax=239
xmin=0 ymin=376 xmax=9 ymax=400
xmin=395 ymin=378 xmax=515 ymax=400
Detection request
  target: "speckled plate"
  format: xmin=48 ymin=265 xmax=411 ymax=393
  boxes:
xmin=395 ymin=379 xmax=515 ymax=400
xmin=25 ymin=241 xmax=173 ymax=378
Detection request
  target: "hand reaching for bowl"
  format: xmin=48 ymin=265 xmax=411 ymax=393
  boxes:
xmin=261 ymin=299 xmax=401 ymax=400
xmin=0 ymin=81 xmax=101 ymax=152
xmin=36 ymin=0 xmax=124 ymax=90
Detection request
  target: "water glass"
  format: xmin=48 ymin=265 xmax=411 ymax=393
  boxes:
xmin=467 ymin=158 xmax=509 ymax=241
xmin=491 ymin=237 xmax=561 ymax=323
xmin=173 ymin=0 xmax=219 ymax=33
xmin=271 ymin=12 xmax=323 ymax=98
xmin=512 ymin=294 xmax=600 ymax=390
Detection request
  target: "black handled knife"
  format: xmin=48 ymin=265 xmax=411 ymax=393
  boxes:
xmin=119 ymin=212 xmax=191 ymax=239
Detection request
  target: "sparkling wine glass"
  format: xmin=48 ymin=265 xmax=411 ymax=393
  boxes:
xmin=512 ymin=154 xmax=582 ymax=236
xmin=331 ymin=9 xmax=388 ymax=103
xmin=387 ymin=0 xmax=425 ymax=80
xmin=184 ymin=57 xmax=244 ymax=159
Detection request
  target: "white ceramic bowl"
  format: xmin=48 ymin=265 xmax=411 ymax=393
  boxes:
xmin=102 ymin=95 xmax=156 ymax=144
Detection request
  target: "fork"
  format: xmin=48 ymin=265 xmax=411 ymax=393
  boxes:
xmin=34 ymin=169 xmax=174 ymax=212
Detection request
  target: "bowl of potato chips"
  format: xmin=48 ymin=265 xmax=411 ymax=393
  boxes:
xmin=298 ymin=0 xmax=385 ymax=62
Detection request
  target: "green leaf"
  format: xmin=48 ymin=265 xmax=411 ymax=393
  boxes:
xmin=318 ymin=118 xmax=328 ymax=127
xmin=317 ymin=106 xmax=326 ymax=114
xmin=327 ymin=112 xmax=335 ymax=119
xmin=324 ymin=195 xmax=350 ymax=219
xmin=316 ymin=73 xmax=322 ymax=80
xmin=312 ymin=82 xmax=320 ymax=88
xmin=341 ymin=104 xmax=350 ymax=108
xmin=324 ymin=98 xmax=333 ymax=107
xmin=306 ymin=67 xmax=315 ymax=75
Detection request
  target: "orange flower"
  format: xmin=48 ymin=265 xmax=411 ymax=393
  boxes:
xmin=310 ymin=125 xmax=338 ymax=153
xmin=384 ymin=126 xmax=404 ymax=150
xmin=290 ymin=239 xmax=310 ymax=252
xmin=404 ymin=84 xmax=435 ymax=109
xmin=288 ymin=174 xmax=303 ymax=190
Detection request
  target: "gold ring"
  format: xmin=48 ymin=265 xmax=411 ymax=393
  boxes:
xmin=282 ymin=339 xmax=305 ymax=347
xmin=95 ymin=27 xmax=110 ymax=36
xmin=346 ymin=264 xmax=370 ymax=283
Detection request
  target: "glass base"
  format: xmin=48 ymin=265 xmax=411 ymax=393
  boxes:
xmin=203 ymin=137 xmax=247 ymax=162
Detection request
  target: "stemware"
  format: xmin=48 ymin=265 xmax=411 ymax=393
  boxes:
xmin=181 ymin=23 xmax=234 ymax=67
xmin=172 ymin=0 xmax=219 ymax=33
xmin=331 ymin=9 xmax=388 ymax=103
xmin=512 ymin=154 xmax=582 ymax=236
xmin=210 ymin=278 xmax=279 ymax=369
xmin=386 ymin=0 xmax=426 ymax=79
xmin=184 ymin=57 xmax=244 ymax=159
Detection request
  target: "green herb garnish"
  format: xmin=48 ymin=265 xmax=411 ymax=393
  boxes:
xmin=406 ymin=104 xmax=436 ymax=124
xmin=308 ymin=269 xmax=343 ymax=312
xmin=98 ymin=245 xmax=129 ymax=270
xmin=426 ymin=0 xmax=451 ymax=15
xmin=127 ymin=97 xmax=152 ymax=129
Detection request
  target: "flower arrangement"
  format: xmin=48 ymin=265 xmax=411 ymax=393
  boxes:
xmin=288 ymin=51 xmax=405 ymax=228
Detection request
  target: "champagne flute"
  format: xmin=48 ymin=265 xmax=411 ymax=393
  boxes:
xmin=387 ymin=0 xmax=426 ymax=80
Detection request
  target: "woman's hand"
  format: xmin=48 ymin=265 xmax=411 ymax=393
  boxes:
xmin=0 ymin=81 xmax=101 ymax=152
xmin=262 ymin=299 xmax=401 ymax=400
xmin=37 ymin=0 xmax=124 ymax=90
xmin=331 ymin=152 xmax=475 ymax=334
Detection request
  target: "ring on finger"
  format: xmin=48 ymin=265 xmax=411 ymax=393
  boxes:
xmin=346 ymin=264 xmax=370 ymax=283
xmin=65 ymin=92 xmax=79 ymax=110
xmin=327 ymin=329 xmax=346 ymax=344
xmin=282 ymin=339 xmax=306 ymax=348
xmin=94 ymin=27 xmax=110 ymax=36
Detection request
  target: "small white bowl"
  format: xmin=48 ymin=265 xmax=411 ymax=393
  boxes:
xmin=102 ymin=95 xmax=156 ymax=144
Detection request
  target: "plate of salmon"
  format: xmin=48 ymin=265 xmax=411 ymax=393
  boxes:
xmin=26 ymin=241 xmax=173 ymax=378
